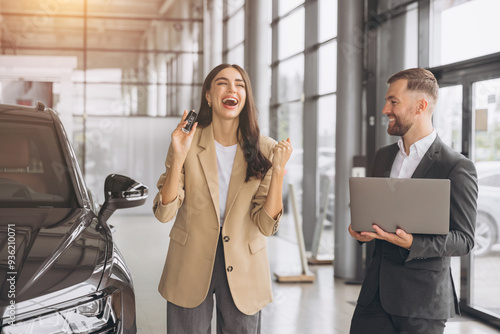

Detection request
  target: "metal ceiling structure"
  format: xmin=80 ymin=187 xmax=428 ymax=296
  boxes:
xmin=0 ymin=0 xmax=204 ymax=69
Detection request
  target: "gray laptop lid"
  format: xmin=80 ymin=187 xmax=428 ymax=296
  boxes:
xmin=349 ymin=177 xmax=451 ymax=235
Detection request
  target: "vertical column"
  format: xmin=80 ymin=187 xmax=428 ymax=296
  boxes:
xmin=269 ymin=0 xmax=279 ymax=140
xmin=244 ymin=0 xmax=270 ymax=135
xmin=203 ymin=0 xmax=223 ymax=76
xmin=418 ymin=0 xmax=430 ymax=68
xmin=157 ymin=22 xmax=169 ymax=117
xmin=302 ymin=0 xmax=319 ymax=250
xmin=335 ymin=0 xmax=363 ymax=279
xmin=178 ymin=1 xmax=195 ymax=111
xmin=147 ymin=32 xmax=157 ymax=116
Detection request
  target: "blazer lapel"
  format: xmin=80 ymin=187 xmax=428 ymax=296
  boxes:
xmin=197 ymin=124 xmax=220 ymax=224
xmin=411 ymin=135 xmax=442 ymax=178
xmin=223 ymin=143 xmax=247 ymax=225
xmin=379 ymin=144 xmax=399 ymax=177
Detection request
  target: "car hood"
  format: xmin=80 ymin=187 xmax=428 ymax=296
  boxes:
xmin=0 ymin=208 xmax=108 ymax=316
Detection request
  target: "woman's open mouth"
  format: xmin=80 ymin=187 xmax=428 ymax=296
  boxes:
xmin=222 ymin=97 xmax=238 ymax=107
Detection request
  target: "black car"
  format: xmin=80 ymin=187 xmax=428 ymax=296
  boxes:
xmin=0 ymin=102 xmax=147 ymax=333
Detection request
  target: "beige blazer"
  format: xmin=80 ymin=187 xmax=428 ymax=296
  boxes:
xmin=153 ymin=123 xmax=281 ymax=315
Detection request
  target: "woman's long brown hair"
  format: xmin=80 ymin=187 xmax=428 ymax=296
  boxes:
xmin=196 ymin=64 xmax=272 ymax=181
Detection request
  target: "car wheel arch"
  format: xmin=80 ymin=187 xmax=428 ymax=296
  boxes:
xmin=474 ymin=211 xmax=498 ymax=257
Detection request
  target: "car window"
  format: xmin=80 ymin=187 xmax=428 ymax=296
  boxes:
xmin=478 ymin=174 xmax=500 ymax=188
xmin=0 ymin=122 xmax=76 ymax=208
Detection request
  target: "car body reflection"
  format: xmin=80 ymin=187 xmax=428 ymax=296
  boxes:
xmin=0 ymin=102 xmax=147 ymax=334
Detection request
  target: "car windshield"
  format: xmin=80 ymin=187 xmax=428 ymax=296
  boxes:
xmin=0 ymin=121 xmax=76 ymax=208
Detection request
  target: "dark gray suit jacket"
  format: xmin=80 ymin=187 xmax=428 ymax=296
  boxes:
xmin=357 ymin=135 xmax=478 ymax=320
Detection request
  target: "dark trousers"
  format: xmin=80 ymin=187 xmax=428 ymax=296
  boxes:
xmin=350 ymin=290 xmax=447 ymax=334
xmin=167 ymin=233 xmax=261 ymax=334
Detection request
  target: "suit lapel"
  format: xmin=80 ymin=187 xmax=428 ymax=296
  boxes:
xmin=223 ymin=141 xmax=247 ymax=225
xmin=380 ymin=144 xmax=399 ymax=177
xmin=411 ymin=136 xmax=442 ymax=178
xmin=197 ymin=124 xmax=220 ymax=224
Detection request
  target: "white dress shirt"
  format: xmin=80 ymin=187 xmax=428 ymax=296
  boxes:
xmin=390 ymin=130 xmax=437 ymax=178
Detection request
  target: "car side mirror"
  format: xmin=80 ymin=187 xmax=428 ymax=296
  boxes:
xmin=98 ymin=174 xmax=148 ymax=223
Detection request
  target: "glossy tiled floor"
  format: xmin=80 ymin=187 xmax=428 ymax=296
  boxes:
xmin=110 ymin=214 xmax=500 ymax=334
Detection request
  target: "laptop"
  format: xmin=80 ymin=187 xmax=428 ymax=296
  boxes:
xmin=349 ymin=177 xmax=451 ymax=234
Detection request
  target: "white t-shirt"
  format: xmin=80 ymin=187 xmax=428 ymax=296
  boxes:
xmin=215 ymin=140 xmax=238 ymax=226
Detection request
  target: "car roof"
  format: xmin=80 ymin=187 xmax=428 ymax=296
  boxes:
xmin=0 ymin=102 xmax=55 ymax=123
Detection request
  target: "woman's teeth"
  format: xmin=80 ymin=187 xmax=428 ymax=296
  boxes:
xmin=222 ymin=98 xmax=238 ymax=106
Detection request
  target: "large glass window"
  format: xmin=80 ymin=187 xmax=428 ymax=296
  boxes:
xmin=434 ymin=85 xmax=463 ymax=152
xmin=278 ymin=0 xmax=304 ymax=16
xmin=272 ymin=0 xmax=337 ymax=256
xmin=430 ymin=0 xmax=500 ymax=66
xmin=431 ymin=66 xmax=500 ymax=328
xmin=0 ymin=1 xmax=204 ymax=214
xmin=319 ymin=0 xmax=337 ymax=42
xmin=471 ymin=77 xmax=500 ymax=318
xmin=318 ymin=41 xmax=337 ymax=95
xmin=278 ymin=101 xmax=303 ymax=241
xmin=277 ymin=55 xmax=304 ymax=103
xmin=226 ymin=10 xmax=245 ymax=50
xmin=223 ymin=0 xmax=245 ymax=66
xmin=227 ymin=0 xmax=245 ymax=16
xmin=226 ymin=45 xmax=244 ymax=65
xmin=278 ymin=8 xmax=304 ymax=59
xmin=318 ymin=95 xmax=336 ymax=226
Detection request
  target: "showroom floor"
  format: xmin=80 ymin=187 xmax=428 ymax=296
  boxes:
xmin=110 ymin=214 xmax=499 ymax=334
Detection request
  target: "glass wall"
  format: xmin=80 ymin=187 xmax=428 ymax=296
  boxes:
xmin=223 ymin=0 xmax=245 ymax=65
xmin=0 ymin=0 xmax=204 ymax=213
xmin=434 ymin=85 xmax=463 ymax=152
xmin=271 ymin=0 xmax=337 ymax=254
xmin=471 ymin=77 xmax=500 ymax=319
xmin=427 ymin=1 xmax=500 ymax=326
xmin=430 ymin=0 xmax=500 ymax=66
xmin=271 ymin=2 xmax=305 ymax=243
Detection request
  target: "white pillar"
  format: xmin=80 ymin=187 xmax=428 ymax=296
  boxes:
xmin=203 ymin=0 xmax=223 ymax=76
xmin=335 ymin=0 xmax=364 ymax=279
xmin=245 ymin=0 xmax=271 ymax=135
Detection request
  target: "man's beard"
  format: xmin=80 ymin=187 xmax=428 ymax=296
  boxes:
xmin=386 ymin=114 xmax=414 ymax=137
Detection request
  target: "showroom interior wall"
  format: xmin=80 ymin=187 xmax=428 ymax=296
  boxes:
xmin=0 ymin=0 xmax=205 ymax=215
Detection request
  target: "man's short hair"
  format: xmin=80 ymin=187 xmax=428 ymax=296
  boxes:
xmin=387 ymin=68 xmax=439 ymax=104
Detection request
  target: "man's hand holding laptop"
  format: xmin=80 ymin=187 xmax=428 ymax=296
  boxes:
xmin=348 ymin=223 xmax=413 ymax=250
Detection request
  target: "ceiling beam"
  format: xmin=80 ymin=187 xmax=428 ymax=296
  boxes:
xmin=159 ymin=0 xmax=176 ymax=15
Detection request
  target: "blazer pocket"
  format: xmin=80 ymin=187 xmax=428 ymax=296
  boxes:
xmin=249 ymin=236 xmax=266 ymax=254
xmin=404 ymin=257 xmax=445 ymax=272
xmin=170 ymin=225 xmax=189 ymax=246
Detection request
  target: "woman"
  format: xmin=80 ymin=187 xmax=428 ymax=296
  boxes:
xmin=153 ymin=63 xmax=293 ymax=333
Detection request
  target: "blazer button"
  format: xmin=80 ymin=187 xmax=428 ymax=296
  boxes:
xmin=223 ymin=236 xmax=230 ymax=242
xmin=227 ymin=266 xmax=233 ymax=272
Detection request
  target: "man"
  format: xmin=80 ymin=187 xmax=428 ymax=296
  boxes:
xmin=348 ymin=68 xmax=478 ymax=334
